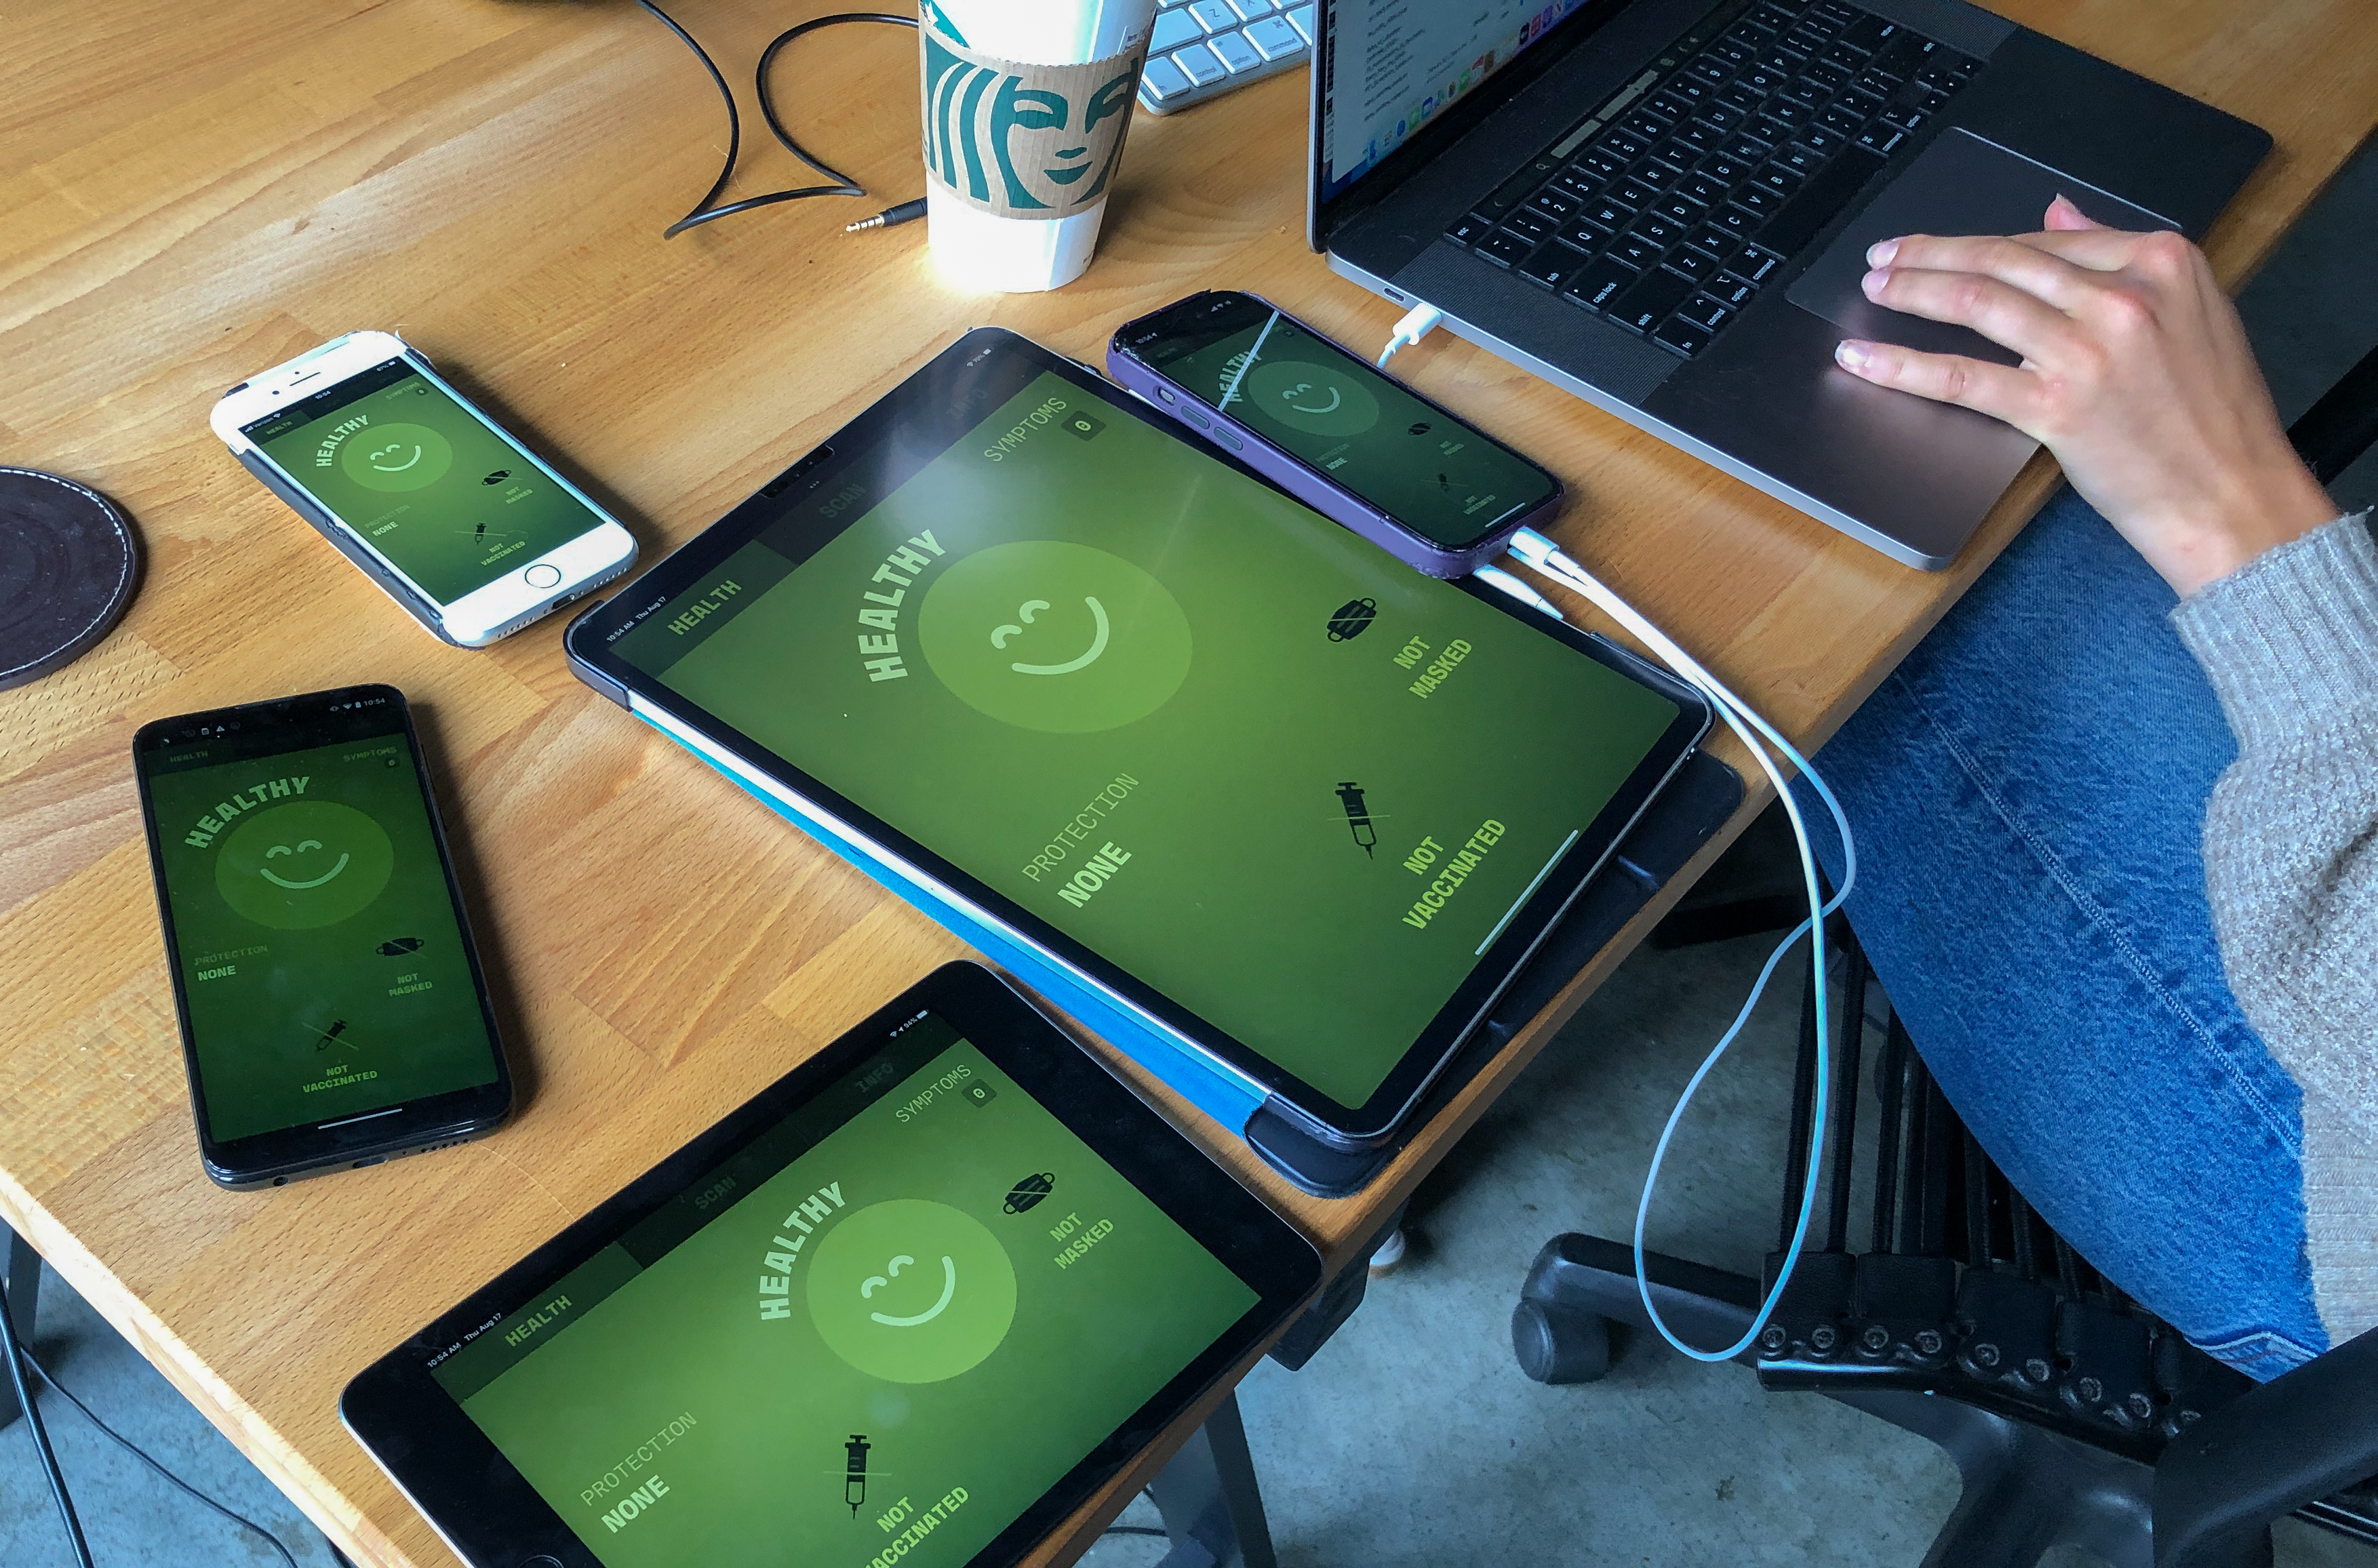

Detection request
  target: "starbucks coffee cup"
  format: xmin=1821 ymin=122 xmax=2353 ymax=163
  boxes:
xmin=919 ymin=0 xmax=1158 ymax=293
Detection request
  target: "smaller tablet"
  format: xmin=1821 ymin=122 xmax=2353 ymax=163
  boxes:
xmin=342 ymin=963 xmax=1320 ymax=1568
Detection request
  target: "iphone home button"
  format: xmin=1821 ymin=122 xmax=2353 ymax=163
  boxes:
xmin=523 ymin=563 xmax=563 ymax=590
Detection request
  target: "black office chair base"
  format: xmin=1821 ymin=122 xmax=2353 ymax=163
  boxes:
xmin=1515 ymin=1232 xmax=1764 ymax=1383
xmin=1512 ymin=1232 xmax=2251 ymax=1568
xmin=1507 ymin=917 xmax=2378 ymax=1568
xmin=1838 ymin=1384 xmax=2189 ymax=1568
xmin=1510 ymin=1296 xmax=1610 ymax=1386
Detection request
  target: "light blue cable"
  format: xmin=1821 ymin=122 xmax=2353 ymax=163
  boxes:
xmin=1498 ymin=530 xmax=1859 ymax=1362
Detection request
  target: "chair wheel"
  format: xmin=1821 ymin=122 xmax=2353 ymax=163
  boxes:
xmin=1512 ymin=1298 xmax=1612 ymax=1384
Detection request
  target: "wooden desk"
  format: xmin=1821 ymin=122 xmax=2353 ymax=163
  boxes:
xmin=3 ymin=1 xmax=2373 ymax=1562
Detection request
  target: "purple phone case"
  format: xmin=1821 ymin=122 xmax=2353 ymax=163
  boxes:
xmin=1105 ymin=298 xmax=1563 ymax=578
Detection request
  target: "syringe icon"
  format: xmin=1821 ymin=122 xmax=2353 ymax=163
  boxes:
xmin=1335 ymin=782 xmax=1378 ymax=858
xmin=844 ymin=1434 xmax=871 ymax=1514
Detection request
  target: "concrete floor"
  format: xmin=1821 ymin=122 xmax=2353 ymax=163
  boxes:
xmin=0 ymin=1262 xmax=343 ymax=1568
xmin=5 ymin=121 xmax=2374 ymax=1568
xmin=1221 ymin=934 xmax=2378 ymax=1568
xmin=1228 ymin=932 xmax=1965 ymax=1568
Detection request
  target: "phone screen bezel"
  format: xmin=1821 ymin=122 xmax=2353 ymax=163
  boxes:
xmin=1110 ymin=290 xmax=1564 ymax=553
xmin=339 ymin=961 xmax=1322 ymax=1568
xmin=132 ymin=683 xmax=513 ymax=1186
xmin=564 ymin=327 xmax=1710 ymax=1146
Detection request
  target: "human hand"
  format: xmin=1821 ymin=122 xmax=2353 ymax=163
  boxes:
xmin=1832 ymin=197 xmax=2337 ymax=596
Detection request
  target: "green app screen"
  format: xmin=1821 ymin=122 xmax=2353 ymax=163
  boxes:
xmin=244 ymin=358 xmax=602 ymax=604
xmin=437 ymin=1025 xmax=1260 ymax=1568
xmin=618 ymin=371 xmax=1682 ymax=1110
xmin=1145 ymin=304 xmax=1560 ymax=546
xmin=145 ymin=729 xmax=498 ymax=1142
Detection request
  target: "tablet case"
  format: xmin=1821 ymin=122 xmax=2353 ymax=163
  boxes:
xmin=607 ymin=677 xmax=1742 ymax=1197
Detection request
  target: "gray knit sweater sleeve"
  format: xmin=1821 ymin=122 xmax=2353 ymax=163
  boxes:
xmin=2170 ymin=511 xmax=2378 ymax=1343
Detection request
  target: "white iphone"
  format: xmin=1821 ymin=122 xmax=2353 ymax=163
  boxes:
xmin=211 ymin=331 xmax=637 ymax=646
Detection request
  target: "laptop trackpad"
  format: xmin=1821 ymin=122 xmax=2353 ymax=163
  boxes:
xmin=1787 ymin=127 xmax=2175 ymax=367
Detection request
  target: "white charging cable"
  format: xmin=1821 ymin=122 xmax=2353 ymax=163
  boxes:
xmin=1375 ymin=303 xmax=1445 ymax=369
xmin=1496 ymin=527 xmax=1857 ymax=1363
xmin=1471 ymin=561 xmax=1563 ymax=619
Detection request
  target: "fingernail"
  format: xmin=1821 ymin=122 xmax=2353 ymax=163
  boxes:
xmin=1835 ymin=341 xmax=1869 ymax=370
xmin=1861 ymin=267 xmax=1888 ymax=298
xmin=1867 ymin=237 xmax=1900 ymax=265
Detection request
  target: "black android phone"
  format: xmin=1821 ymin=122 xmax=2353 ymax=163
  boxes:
xmin=1107 ymin=290 xmax=1564 ymax=577
xmin=132 ymin=684 xmax=513 ymax=1188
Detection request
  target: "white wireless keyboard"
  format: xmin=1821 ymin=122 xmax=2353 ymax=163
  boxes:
xmin=1137 ymin=0 xmax=1313 ymax=115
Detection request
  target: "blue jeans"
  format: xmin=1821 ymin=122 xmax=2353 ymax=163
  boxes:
xmin=1796 ymin=487 xmax=2326 ymax=1380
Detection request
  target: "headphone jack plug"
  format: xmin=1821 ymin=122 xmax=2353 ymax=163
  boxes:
xmin=846 ymin=199 xmax=928 ymax=233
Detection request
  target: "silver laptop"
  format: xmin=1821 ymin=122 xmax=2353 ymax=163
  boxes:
xmin=1307 ymin=0 xmax=2270 ymax=568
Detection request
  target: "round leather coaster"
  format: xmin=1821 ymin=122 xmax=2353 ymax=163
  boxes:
xmin=0 ymin=467 xmax=140 ymax=693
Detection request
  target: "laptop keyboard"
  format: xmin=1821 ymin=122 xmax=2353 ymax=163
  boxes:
xmin=1138 ymin=0 xmax=1315 ymax=115
xmin=1440 ymin=0 xmax=1979 ymax=359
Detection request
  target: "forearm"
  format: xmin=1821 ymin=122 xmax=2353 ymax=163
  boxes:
xmin=2145 ymin=451 xmax=2341 ymax=598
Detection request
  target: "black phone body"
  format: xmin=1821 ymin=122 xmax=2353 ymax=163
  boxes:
xmin=1107 ymin=290 xmax=1564 ymax=577
xmin=132 ymin=684 xmax=512 ymax=1188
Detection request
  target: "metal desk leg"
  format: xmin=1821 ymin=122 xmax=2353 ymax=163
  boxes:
xmin=1145 ymin=1390 xmax=1277 ymax=1568
xmin=1 ymin=1218 xmax=39 ymax=1431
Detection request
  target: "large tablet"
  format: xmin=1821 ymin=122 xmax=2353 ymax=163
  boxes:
xmin=342 ymin=963 xmax=1319 ymax=1568
xmin=566 ymin=329 xmax=1707 ymax=1147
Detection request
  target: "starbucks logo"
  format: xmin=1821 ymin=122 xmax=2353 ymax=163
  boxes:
xmin=918 ymin=20 xmax=1146 ymax=219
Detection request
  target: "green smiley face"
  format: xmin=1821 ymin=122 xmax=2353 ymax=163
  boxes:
xmin=340 ymin=422 xmax=454 ymax=493
xmin=1242 ymin=359 xmax=1381 ymax=438
xmin=215 ymin=801 xmax=396 ymax=929
xmin=806 ymin=1200 xmax=1017 ymax=1384
xmin=918 ymin=541 xmax=1191 ymax=733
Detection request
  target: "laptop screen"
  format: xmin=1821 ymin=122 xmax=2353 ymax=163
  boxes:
xmin=1318 ymin=0 xmax=1602 ymax=201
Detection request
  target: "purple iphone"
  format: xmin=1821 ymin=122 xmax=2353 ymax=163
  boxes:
xmin=1107 ymin=290 xmax=1564 ymax=577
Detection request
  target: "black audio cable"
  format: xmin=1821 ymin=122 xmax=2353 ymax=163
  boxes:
xmin=2 ymin=1257 xmax=306 ymax=1568
xmin=19 ymin=1344 xmax=304 ymax=1568
xmin=636 ymin=1 xmax=921 ymax=239
xmin=1 ymin=1265 xmax=95 ymax=1568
